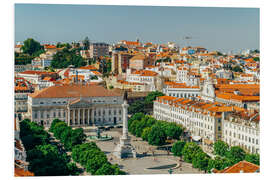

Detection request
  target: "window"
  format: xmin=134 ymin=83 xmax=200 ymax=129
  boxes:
xmin=114 ymin=109 xmax=116 ymax=115
xmin=63 ymin=112 xmax=65 ymax=117
xmin=34 ymin=112 xmax=37 ymax=119
xmin=53 ymin=112 xmax=56 ymax=118
xmin=40 ymin=102 xmax=44 ymax=104
xmin=41 ymin=111 xmax=44 ymax=118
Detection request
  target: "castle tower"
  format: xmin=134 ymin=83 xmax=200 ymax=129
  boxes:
xmin=114 ymin=91 xmax=137 ymax=159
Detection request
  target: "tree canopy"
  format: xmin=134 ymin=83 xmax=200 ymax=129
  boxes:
xmin=21 ymin=38 xmax=44 ymax=56
xmin=19 ymin=119 xmax=79 ymax=176
xmin=50 ymin=48 xmax=86 ymax=68
xmin=128 ymin=91 xmax=164 ymax=114
xmin=182 ymin=142 xmax=203 ymax=163
xmin=225 ymin=146 xmax=246 ymax=164
xmin=148 ymin=123 xmax=167 ymax=146
xmin=83 ymin=37 xmax=90 ymax=50
xmin=171 ymin=141 xmax=186 ymax=157
xmin=213 ymin=140 xmax=229 ymax=157
xmin=232 ymin=65 xmax=243 ymax=73
xmin=245 ymin=153 xmax=260 ymax=165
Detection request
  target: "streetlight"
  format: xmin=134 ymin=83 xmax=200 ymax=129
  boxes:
xmin=168 ymin=168 xmax=173 ymax=174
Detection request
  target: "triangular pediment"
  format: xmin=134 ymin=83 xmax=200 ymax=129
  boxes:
xmin=69 ymin=99 xmax=92 ymax=107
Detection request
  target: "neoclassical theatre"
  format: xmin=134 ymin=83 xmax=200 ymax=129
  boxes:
xmin=27 ymin=84 xmax=124 ymax=127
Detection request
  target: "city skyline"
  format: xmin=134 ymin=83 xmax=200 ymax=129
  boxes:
xmin=15 ymin=4 xmax=259 ymax=53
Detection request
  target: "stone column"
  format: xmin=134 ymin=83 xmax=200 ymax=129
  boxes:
xmin=122 ymin=101 xmax=129 ymax=139
xmin=78 ymin=109 xmax=80 ymax=125
xmin=67 ymin=108 xmax=70 ymax=126
xmin=87 ymin=109 xmax=90 ymax=125
xmin=91 ymin=108 xmax=95 ymax=125
xmin=82 ymin=108 xmax=85 ymax=126
xmin=73 ymin=109 xmax=75 ymax=126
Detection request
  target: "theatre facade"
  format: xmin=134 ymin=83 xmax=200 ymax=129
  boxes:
xmin=27 ymin=84 xmax=124 ymax=127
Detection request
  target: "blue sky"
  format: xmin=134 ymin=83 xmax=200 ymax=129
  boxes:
xmin=15 ymin=4 xmax=259 ymax=53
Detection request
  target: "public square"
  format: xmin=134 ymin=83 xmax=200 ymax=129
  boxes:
xmin=85 ymin=128 xmax=203 ymax=175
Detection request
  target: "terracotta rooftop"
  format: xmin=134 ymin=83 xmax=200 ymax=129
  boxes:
xmin=214 ymin=161 xmax=259 ymax=173
xmin=29 ymin=84 xmax=122 ymax=98
xmin=14 ymin=166 xmax=34 ymax=177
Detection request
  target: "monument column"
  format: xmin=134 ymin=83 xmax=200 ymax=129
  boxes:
xmin=114 ymin=91 xmax=137 ymax=159
xmin=122 ymin=101 xmax=129 ymax=139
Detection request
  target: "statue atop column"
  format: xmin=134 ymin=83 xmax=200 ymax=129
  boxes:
xmin=113 ymin=91 xmax=137 ymax=159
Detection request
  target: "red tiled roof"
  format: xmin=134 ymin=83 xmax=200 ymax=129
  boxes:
xmin=14 ymin=167 xmax=34 ymax=177
xmin=215 ymin=161 xmax=259 ymax=173
xmin=29 ymin=84 xmax=121 ymax=98
xmin=78 ymin=65 xmax=97 ymax=70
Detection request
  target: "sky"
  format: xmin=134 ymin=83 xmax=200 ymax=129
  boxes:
xmin=15 ymin=4 xmax=260 ymax=53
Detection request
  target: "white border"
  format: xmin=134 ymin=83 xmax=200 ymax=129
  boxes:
xmin=1 ymin=1 xmax=269 ymax=180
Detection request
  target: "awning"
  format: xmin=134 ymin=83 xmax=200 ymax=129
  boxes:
xmin=192 ymin=136 xmax=202 ymax=141
xmin=204 ymin=139 xmax=213 ymax=145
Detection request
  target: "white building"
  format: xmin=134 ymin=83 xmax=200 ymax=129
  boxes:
xmin=222 ymin=111 xmax=259 ymax=154
xmin=163 ymin=82 xmax=201 ymax=98
xmin=27 ymin=84 xmax=124 ymax=127
xmin=126 ymin=69 xmax=158 ymax=91
xmin=153 ymin=96 xmax=231 ymax=146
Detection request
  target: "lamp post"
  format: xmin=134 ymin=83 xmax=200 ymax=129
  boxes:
xmin=168 ymin=168 xmax=173 ymax=174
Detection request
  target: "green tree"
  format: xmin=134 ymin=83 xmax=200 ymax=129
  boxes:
xmin=83 ymin=36 xmax=90 ymax=50
xmin=129 ymin=120 xmax=139 ymax=135
xmin=141 ymin=127 xmax=152 ymax=141
xmin=53 ymin=122 xmax=68 ymax=139
xmin=50 ymin=48 xmax=86 ymax=68
xmin=245 ymin=154 xmax=260 ymax=165
xmin=148 ymin=123 xmax=167 ymax=146
xmin=207 ymin=156 xmax=233 ymax=172
xmin=21 ymin=38 xmax=43 ymax=56
xmin=182 ymin=142 xmax=203 ymax=163
xmin=171 ymin=141 xmax=186 ymax=157
xmin=128 ymin=112 xmax=145 ymax=128
xmin=49 ymin=119 xmax=62 ymax=132
xmin=164 ymin=123 xmax=183 ymax=140
xmin=27 ymin=144 xmax=70 ymax=176
xmin=135 ymin=116 xmax=153 ymax=137
xmin=253 ymin=57 xmax=260 ymax=62
xmin=213 ymin=140 xmax=229 ymax=157
xmin=109 ymin=85 xmax=114 ymax=89
xmin=232 ymin=65 xmax=243 ymax=73
xmin=225 ymin=146 xmax=246 ymax=164
xmin=67 ymin=162 xmax=81 ymax=175
xmin=192 ymin=152 xmax=210 ymax=172
xmin=85 ymin=152 xmax=108 ymax=174
xmin=95 ymin=163 xmax=115 ymax=175
xmin=144 ymin=91 xmax=165 ymax=109
xmin=128 ymin=101 xmax=145 ymax=114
